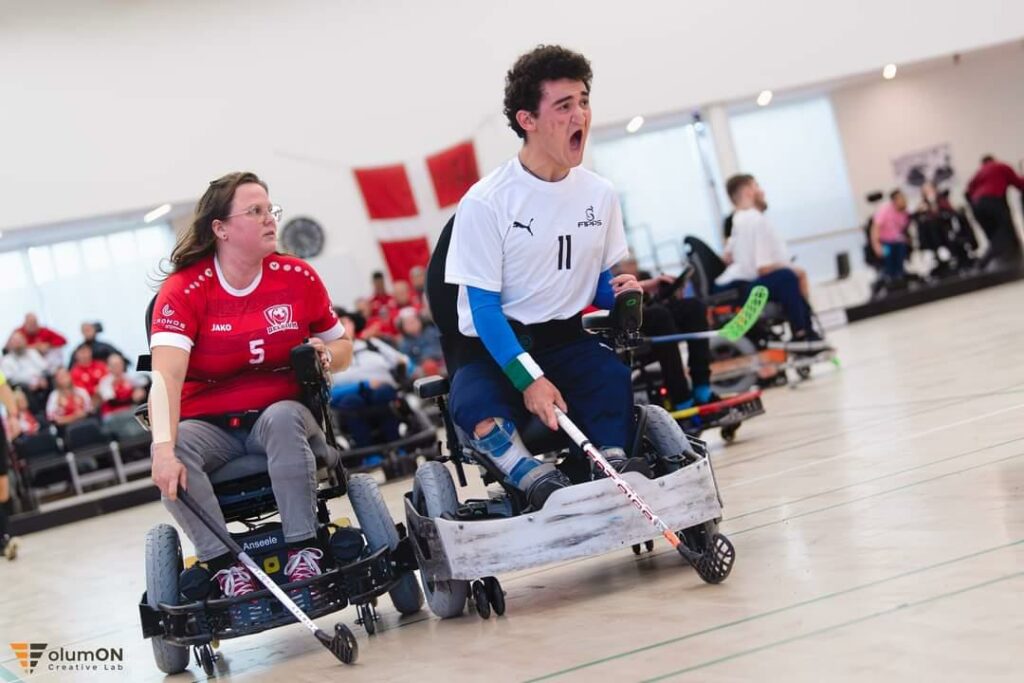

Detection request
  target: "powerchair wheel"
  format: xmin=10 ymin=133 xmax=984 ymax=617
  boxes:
xmin=194 ymin=644 xmax=215 ymax=677
xmin=721 ymin=424 xmax=739 ymax=443
xmin=472 ymin=580 xmax=491 ymax=619
xmin=483 ymin=576 xmax=505 ymax=616
xmin=356 ymin=602 xmax=377 ymax=635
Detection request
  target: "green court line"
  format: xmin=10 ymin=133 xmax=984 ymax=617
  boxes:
xmin=730 ymin=450 xmax=1024 ymax=538
xmin=641 ymin=571 xmax=1023 ymax=682
xmin=728 ymin=435 xmax=1024 ymax=523
xmin=523 ymin=538 xmax=1022 ymax=682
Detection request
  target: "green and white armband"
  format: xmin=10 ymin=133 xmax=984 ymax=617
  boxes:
xmin=503 ymin=352 xmax=544 ymax=392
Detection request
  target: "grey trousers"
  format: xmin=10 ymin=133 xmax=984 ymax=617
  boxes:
xmin=164 ymin=400 xmax=325 ymax=561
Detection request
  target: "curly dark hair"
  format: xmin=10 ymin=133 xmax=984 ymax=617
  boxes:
xmin=503 ymin=45 xmax=593 ymax=139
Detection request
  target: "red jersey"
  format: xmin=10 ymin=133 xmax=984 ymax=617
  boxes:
xmin=16 ymin=325 xmax=67 ymax=349
xmin=71 ymin=360 xmax=109 ymax=396
xmin=967 ymin=161 xmax=1024 ymax=201
xmin=151 ymin=254 xmax=343 ymax=419
xmin=98 ymin=374 xmax=138 ymax=416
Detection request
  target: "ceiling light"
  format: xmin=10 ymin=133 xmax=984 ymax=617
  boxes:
xmin=882 ymin=63 xmax=898 ymax=80
xmin=144 ymin=203 xmax=172 ymax=223
xmin=756 ymin=90 xmax=773 ymax=107
xmin=626 ymin=115 xmax=645 ymax=134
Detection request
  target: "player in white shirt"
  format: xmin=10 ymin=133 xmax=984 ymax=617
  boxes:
xmin=716 ymin=175 xmax=819 ymax=340
xmin=443 ymin=45 xmax=641 ymax=509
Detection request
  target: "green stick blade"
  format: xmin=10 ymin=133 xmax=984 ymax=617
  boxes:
xmin=719 ymin=285 xmax=769 ymax=342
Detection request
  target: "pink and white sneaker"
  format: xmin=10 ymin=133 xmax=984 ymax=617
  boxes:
xmin=213 ymin=564 xmax=258 ymax=597
xmin=285 ymin=547 xmax=324 ymax=583
xmin=285 ymin=547 xmax=325 ymax=612
xmin=213 ymin=563 xmax=263 ymax=624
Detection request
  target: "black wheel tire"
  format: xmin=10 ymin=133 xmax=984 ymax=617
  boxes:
xmin=359 ymin=603 xmax=376 ymax=635
xmin=484 ymin=576 xmax=505 ymax=616
xmin=644 ymin=540 xmax=655 ymax=552
xmin=709 ymin=336 xmax=759 ymax=395
xmin=721 ymin=424 xmax=739 ymax=443
xmin=411 ymin=461 xmax=469 ymax=619
xmin=797 ymin=366 xmax=812 ymax=380
xmin=631 ymin=543 xmax=642 ymax=556
xmin=195 ymin=645 xmax=215 ymax=677
xmin=347 ymin=474 xmax=424 ymax=616
xmin=472 ymin=580 xmax=491 ymax=619
xmin=145 ymin=524 xmax=191 ymax=674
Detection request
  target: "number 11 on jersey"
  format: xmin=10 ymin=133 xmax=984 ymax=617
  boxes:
xmin=558 ymin=234 xmax=572 ymax=270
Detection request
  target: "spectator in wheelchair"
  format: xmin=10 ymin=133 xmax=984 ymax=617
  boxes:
xmin=396 ymin=308 xmax=444 ymax=379
xmin=147 ymin=171 xmax=353 ymax=599
xmin=442 ymin=45 xmax=643 ymax=510
xmin=70 ymin=321 xmax=125 ymax=367
xmin=616 ymin=257 xmax=717 ymax=408
xmin=96 ymin=352 xmax=148 ymax=416
xmin=329 ymin=309 xmax=408 ymax=466
xmin=869 ymin=189 xmax=911 ymax=283
xmin=716 ymin=174 xmax=822 ymax=344
xmin=46 ymin=368 xmax=92 ymax=428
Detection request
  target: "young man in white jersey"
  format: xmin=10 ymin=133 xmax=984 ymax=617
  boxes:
xmin=444 ymin=45 xmax=641 ymax=510
xmin=716 ymin=174 xmax=820 ymax=342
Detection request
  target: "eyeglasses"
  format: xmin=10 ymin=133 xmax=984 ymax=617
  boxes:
xmin=226 ymin=204 xmax=283 ymax=223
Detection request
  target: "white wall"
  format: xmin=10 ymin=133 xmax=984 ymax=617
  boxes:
xmin=3 ymin=0 xmax=1023 ymax=304
xmin=832 ymin=43 xmax=1024 ymax=219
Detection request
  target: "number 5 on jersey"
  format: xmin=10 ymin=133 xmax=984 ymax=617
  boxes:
xmin=557 ymin=234 xmax=572 ymax=270
xmin=249 ymin=339 xmax=265 ymax=365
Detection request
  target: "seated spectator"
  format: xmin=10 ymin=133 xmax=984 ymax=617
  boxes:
xmin=396 ymin=308 xmax=444 ymax=379
xmin=329 ymin=311 xmax=409 ymax=465
xmin=409 ymin=265 xmax=427 ymax=300
xmin=869 ymin=189 xmax=911 ymax=282
xmin=70 ymin=321 xmax=124 ymax=367
xmin=69 ymin=345 xmax=109 ymax=401
xmin=46 ymin=368 xmax=92 ymax=427
xmin=716 ymin=174 xmax=821 ymax=343
xmin=2 ymin=332 xmax=49 ymax=392
xmin=356 ymin=293 xmax=398 ymax=340
xmin=96 ymin=353 xmax=147 ymax=416
xmin=11 ymin=389 xmax=40 ymax=438
xmin=368 ymin=270 xmax=394 ymax=318
xmin=12 ymin=313 xmax=67 ymax=374
xmin=388 ymin=280 xmax=422 ymax=328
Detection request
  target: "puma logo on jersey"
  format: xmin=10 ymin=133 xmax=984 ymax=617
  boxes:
xmin=161 ymin=304 xmax=175 ymax=317
xmin=210 ymin=323 xmax=232 ymax=332
xmin=511 ymin=218 xmax=534 ymax=236
xmin=577 ymin=205 xmax=598 ymax=229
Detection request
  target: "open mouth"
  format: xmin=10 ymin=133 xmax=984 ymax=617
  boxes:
xmin=569 ymin=129 xmax=583 ymax=152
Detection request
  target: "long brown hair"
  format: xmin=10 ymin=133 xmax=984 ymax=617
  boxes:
xmin=163 ymin=171 xmax=268 ymax=278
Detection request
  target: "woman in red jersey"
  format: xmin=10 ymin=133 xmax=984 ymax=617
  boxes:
xmin=149 ymin=172 xmax=353 ymax=598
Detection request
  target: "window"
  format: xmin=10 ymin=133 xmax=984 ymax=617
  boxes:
xmin=0 ymin=224 xmax=175 ymax=365
xmin=728 ymin=96 xmax=858 ymax=241
xmin=592 ymin=119 xmax=726 ymax=273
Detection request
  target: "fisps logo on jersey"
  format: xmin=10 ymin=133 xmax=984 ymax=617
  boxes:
xmin=577 ymin=205 xmax=603 ymax=228
xmin=264 ymin=304 xmax=299 ymax=335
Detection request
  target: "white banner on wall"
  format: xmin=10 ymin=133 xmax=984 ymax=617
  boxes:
xmin=891 ymin=144 xmax=956 ymax=191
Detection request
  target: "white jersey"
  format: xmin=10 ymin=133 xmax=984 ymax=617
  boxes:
xmin=445 ymin=157 xmax=629 ymax=337
xmin=717 ymin=208 xmax=789 ymax=284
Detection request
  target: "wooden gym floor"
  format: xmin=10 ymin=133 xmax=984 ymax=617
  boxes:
xmin=2 ymin=281 xmax=1021 ymax=682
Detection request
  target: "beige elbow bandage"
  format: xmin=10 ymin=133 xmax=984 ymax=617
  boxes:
xmin=149 ymin=371 xmax=173 ymax=444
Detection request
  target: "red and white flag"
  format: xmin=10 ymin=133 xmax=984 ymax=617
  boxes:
xmin=353 ymin=140 xmax=480 ymax=284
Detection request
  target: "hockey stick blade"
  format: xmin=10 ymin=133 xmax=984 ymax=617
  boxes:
xmin=718 ymin=285 xmax=769 ymax=342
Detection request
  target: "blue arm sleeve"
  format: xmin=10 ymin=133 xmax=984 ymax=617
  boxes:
xmin=329 ymin=382 xmax=363 ymax=406
xmin=592 ymin=268 xmax=615 ymax=310
xmin=466 ymin=286 xmax=525 ymax=368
